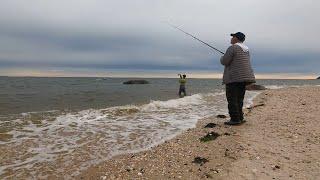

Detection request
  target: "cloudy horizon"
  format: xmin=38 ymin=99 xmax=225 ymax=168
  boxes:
xmin=0 ymin=0 xmax=319 ymax=78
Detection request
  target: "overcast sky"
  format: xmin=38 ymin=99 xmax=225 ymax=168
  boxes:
xmin=0 ymin=0 xmax=319 ymax=77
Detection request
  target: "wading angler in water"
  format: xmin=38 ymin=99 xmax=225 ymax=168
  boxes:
xmin=178 ymin=74 xmax=187 ymax=97
xmin=220 ymin=32 xmax=256 ymax=125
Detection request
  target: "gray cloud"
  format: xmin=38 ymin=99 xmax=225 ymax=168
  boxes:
xmin=0 ymin=0 xmax=319 ymax=75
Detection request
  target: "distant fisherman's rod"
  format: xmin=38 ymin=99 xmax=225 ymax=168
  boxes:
xmin=166 ymin=22 xmax=224 ymax=55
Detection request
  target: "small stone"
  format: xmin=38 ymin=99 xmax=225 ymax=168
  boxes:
xmin=272 ymin=165 xmax=280 ymax=170
xmin=224 ymin=132 xmax=231 ymax=136
xmin=204 ymin=173 xmax=213 ymax=178
xmin=216 ymin=115 xmax=227 ymax=118
xmin=109 ymin=174 xmax=116 ymax=179
xmin=138 ymin=172 xmax=143 ymax=176
xmin=204 ymin=123 xmax=217 ymax=128
xmin=140 ymin=168 xmax=145 ymax=173
xmin=100 ymin=176 xmax=107 ymax=180
xmin=200 ymin=132 xmax=220 ymax=142
xmin=192 ymin=157 xmax=209 ymax=165
xmin=224 ymin=149 xmax=229 ymax=157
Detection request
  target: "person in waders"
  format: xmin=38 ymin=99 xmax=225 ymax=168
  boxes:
xmin=220 ymin=32 xmax=256 ymax=125
xmin=178 ymin=74 xmax=187 ymax=97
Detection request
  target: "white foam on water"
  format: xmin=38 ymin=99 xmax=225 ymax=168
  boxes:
xmin=0 ymin=90 xmax=258 ymax=178
xmin=244 ymin=91 xmax=262 ymax=108
xmin=266 ymin=84 xmax=320 ymax=90
xmin=265 ymin=85 xmax=287 ymax=89
xmin=141 ymin=94 xmax=204 ymax=111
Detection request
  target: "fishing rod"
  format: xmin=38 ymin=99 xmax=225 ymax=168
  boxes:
xmin=166 ymin=22 xmax=225 ymax=55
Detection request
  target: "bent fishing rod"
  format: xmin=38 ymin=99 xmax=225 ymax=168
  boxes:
xmin=166 ymin=22 xmax=225 ymax=55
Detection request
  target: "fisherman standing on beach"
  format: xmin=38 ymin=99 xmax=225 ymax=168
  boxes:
xmin=220 ymin=32 xmax=256 ymax=125
xmin=178 ymin=74 xmax=187 ymax=97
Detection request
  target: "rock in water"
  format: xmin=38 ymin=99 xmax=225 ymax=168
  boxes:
xmin=246 ymin=84 xmax=267 ymax=91
xmin=317 ymin=76 xmax=320 ymax=79
xmin=123 ymin=80 xmax=149 ymax=84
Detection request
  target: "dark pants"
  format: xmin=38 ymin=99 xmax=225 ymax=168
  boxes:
xmin=179 ymin=85 xmax=186 ymax=96
xmin=226 ymin=82 xmax=246 ymax=121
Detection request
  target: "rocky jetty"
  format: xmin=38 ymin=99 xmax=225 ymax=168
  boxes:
xmin=123 ymin=80 xmax=149 ymax=84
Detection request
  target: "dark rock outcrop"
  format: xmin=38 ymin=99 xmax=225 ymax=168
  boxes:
xmin=123 ymin=80 xmax=149 ymax=84
xmin=246 ymin=84 xmax=267 ymax=91
xmin=317 ymin=76 xmax=320 ymax=79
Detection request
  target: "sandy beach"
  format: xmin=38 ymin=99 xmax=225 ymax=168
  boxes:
xmin=77 ymin=86 xmax=320 ymax=180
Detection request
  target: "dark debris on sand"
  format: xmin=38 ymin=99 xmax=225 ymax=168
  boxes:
xmin=204 ymin=123 xmax=217 ymax=128
xmin=192 ymin=157 xmax=209 ymax=166
xmin=216 ymin=115 xmax=227 ymax=118
xmin=200 ymin=132 xmax=220 ymax=142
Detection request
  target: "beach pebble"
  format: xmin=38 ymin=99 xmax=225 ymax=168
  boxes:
xmin=211 ymin=169 xmax=219 ymax=174
xmin=272 ymin=165 xmax=280 ymax=170
xmin=204 ymin=123 xmax=217 ymax=128
xmin=100 ymin=176 xmax=107 ymax=180
xmin=140 ymin=168 xmax=145 ymax=173
xmin=192 ymin=157 xmax=209 ymax=165
xmin=125 ymin=167 xmax=131 ymax=172
xmin=216 ymin=115 xmax=227 ymax=118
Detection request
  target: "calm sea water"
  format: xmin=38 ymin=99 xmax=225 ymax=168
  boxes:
xmin=0 ymin=77 xmax=319 ymax=178
xmin=1 ymin=77 xmax=319 ymax=115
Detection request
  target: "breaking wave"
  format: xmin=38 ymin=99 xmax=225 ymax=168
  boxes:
xmin=0 ymin=90 xmax=259 ymax=178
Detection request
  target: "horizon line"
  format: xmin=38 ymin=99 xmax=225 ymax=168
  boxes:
xmin=0 ymin=75 xmax=318 ymax=80
xmin=0 ymin=68 xmax=318 ymax=79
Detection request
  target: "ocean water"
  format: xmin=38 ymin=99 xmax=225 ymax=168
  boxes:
xmin=0 ymin=77 xmax=319 ymax=178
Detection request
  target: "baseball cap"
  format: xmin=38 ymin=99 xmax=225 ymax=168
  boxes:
xmin=231 ymin=32 xmax=246 ymax=42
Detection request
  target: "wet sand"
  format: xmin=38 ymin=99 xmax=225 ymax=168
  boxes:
xmin=78 ymin=86 xmax=320 ymax=180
